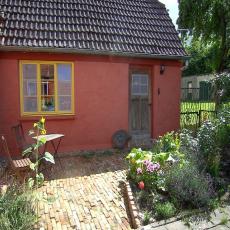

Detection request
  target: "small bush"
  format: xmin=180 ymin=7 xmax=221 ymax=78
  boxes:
xmin=143 ymin=211 xmax=151 ymax=225
xmin=165 ymin=163 xmax=215 ymax=209
xmin=217 ymin=107 xmax=230 ymax=148
xmin=179 ymin=129 xmax=203 ymax=169
xmin=126 ymin=148 xmax=161 ymax=190
xmin=0 ymin=184 xmax=37 ymax=230
xmin=198 ymin=121 xmax=221 ymax=176
xmin=136 ymin=190 xmax=153 ymax=209
xmin=154 ymin=202 xmax=176 ymax=220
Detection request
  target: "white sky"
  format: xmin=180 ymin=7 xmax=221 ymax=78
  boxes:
xmin=158 ymin=0 xmax=179 ymax=27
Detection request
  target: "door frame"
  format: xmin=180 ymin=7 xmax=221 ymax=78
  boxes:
xmin=128 ymin=65 xmax=152 ymax=136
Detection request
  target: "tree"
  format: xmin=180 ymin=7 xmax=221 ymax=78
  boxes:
xmin=182 ymin=39 xmax=216 ymax=76
xmin=178 ymin=0 xmax=230 ymax=73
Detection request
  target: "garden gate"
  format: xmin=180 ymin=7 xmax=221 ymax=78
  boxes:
xmin=180 ymin=87 xmax=216 ymax=130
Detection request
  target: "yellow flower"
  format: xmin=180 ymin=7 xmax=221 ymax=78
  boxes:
xmin=33 ymin=123 xmax=38 ymax=127
xmin=40 ymin=117 xmax=45 ymax=124
xmin=41 ymin=129 xmax=46 ymax=135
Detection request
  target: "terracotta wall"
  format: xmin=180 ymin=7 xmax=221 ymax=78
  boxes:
xmin=152 ymin=65 xmax=181 ymax=137
xmin=0 ymin=52 xmax=182 ymax=155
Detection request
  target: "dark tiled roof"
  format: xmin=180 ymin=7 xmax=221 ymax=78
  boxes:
xmin=0 ymin=0 xmax=187 ymax=58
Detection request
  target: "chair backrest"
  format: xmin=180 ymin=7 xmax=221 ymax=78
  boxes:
xmin=0 ymin=135 xmax=13 ymax=166
xmin=11 ymin=123 xmax=27 ymax=152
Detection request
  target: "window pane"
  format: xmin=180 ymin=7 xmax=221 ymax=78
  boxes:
xmin=24 ymin=97 xmax=37 ymax=112
xmin=141 ymin=76 xmax=148 ymax=84
xmin=59 ymin=96 xmax=71 ymax=111
xmin=57 ymin=64 xmax=72 ymax=111
xmin=40 ymin=64 xmax=55 ymax=111
xmin=132 ymin=74 xmax=148 ymax=96
xmin=41 ymin=96 xmax=55 ymax=111
xmin=22 ymin=64 xmax=37 ymax=112
xmin=23 ymin=64 xmax=37 ymax=79
xmin=140 ymin=85 xmax=148 ymax=95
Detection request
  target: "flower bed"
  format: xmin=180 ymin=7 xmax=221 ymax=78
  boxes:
xmin=126 ymin=107 xmax=230 ymax=226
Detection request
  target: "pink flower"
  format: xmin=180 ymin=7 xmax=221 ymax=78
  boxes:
xmin=143 ymin=160 xmax=151 ymax=166
xmin=146 ymin=162 xmax=160 ymax=173
xmin=155 ymin=163 xmax=160 ymax=170
xmin=136 ymin=168 xmax=142 ymax=174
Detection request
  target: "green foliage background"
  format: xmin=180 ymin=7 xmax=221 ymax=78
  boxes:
xmin=178 ymin=0 xmax=230 ymax=74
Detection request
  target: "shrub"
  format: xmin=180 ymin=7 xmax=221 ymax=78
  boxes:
xmin=154 ymin=201 xmax=176 ymax=220
xmin=143 ymin=211 xmax=151 ymax=225
xmin=126 ymin=148 xmax=161 ymax=190
xmin=212 ymin=72 xmax=230 ymax=103
xmin=179 ymin=129 xmax=201 ymax=165
xmin=165 ymin=163 xmax=215 ymax=209
xmin=153 ymin=132 xmax=183 ymax=160
xmin=197 ymin=121 xmax=221 ymax=176
xmin=217 ymin=107 xmax=230 ymax=148
xmin=136 ymin=190 xmax=152 ymax=209
xmin=126 ymin=132 xmax=186 ymax=191
xmin=0 ymin=184 xmax=37 ymax=230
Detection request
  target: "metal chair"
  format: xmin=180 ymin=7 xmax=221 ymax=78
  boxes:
xmin=0 ymin=134 xmax=32 ymax=182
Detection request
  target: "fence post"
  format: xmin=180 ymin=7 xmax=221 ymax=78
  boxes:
xmin=198 ymin=110 xmax=202 ymax=127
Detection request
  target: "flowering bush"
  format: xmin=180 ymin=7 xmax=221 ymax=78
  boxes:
xmin=126 ymin=148 xmax=161 ymax=190
xmin=165 ymin=163 xmax=215 ymax=209
xmin=152 ymin=132 xmax=185 ymax=165
xmin=126 ymin=132 xmax=186 ymax=191
xmin=198 ymin=121 xmax=221 ymax=177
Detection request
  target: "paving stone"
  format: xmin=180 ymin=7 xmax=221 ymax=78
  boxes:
xmin=142 ymin=225 xmax=168 ymax=230
xmin=210 ymin=225 xmax=230 ymax=230
xmin=36 ymin=154 xmax=130 ymax=229
xmin=164 ymin=221 xmax=189 ymax=230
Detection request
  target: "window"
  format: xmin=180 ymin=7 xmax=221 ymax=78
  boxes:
xmin=20 ymin=61 xmax=74 ymax=115
xmin=131 ymin=74 xmax=149 ymax=96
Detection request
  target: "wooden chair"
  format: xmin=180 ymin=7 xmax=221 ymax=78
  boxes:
xmin=11 ymin=123 xmax=30 ymax=153
xmin=11 ymin=123 xmax=37 ymax=162
xmin=0 ymin=135 xmax=32 ymax=182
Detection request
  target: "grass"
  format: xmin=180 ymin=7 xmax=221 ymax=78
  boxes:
xmin=143 ymin=211 xmax=151 ymax=225
xmin=154 ymin=202 xmax=176 ymax=220
xmin=0 ymin=184 xmax=37 ymax=230
xmin=220 ymin=216 xmax=228 ymax=225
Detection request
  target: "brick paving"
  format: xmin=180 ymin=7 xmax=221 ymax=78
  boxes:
xmin=37 ymin=153 xmax=131 ymax=230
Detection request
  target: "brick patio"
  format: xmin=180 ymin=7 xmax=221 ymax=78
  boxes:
xmin=37 ymin=153 xmax=131 ymax=230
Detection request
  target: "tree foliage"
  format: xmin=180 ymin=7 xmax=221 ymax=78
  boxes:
xmin=178 ymin=0 xmax=230 ymax=73
xmin=183 ymin=39 xmax=216 ymax=76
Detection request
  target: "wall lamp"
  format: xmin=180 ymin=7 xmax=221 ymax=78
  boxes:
xmin=160 ymin=64 xmax=165 ymax=75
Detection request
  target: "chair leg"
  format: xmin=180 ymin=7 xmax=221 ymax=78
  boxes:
xmin=56 ymin=155 xmax=63 ymax=170
xmin=15 ymin=171 xmax=25 ymax=184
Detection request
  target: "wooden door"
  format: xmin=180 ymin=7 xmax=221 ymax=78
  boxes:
xmin=129 ymin=71 xmax=151 ymax=136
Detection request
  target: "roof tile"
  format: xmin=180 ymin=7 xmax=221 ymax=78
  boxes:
xmin=0 ymin=0 xmax=187 ymax=58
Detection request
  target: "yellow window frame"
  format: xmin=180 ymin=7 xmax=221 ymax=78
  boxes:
xmin=20 ymin=60 xmax=75 ymax=116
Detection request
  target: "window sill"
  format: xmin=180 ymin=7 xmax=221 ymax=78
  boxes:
xmin=19 ymin=114 xmax=75 ymax=121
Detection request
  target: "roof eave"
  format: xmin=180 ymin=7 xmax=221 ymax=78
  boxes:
xmin=0 ymin=46 xmax=190 ymax=60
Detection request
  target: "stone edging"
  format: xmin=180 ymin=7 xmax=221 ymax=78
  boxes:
xmin=124 ymin=181 xmax=140 ymax=229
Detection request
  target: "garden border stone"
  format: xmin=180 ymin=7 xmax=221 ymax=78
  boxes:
xmin=124 ymin=181 xmax=140 ymax=229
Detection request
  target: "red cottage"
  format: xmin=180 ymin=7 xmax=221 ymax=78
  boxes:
xmin=0 ymin=0 xmax=187 ymax=155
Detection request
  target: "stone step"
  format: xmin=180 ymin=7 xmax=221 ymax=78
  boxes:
xmin=129 ymin=134 xmax=153 ymax=149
